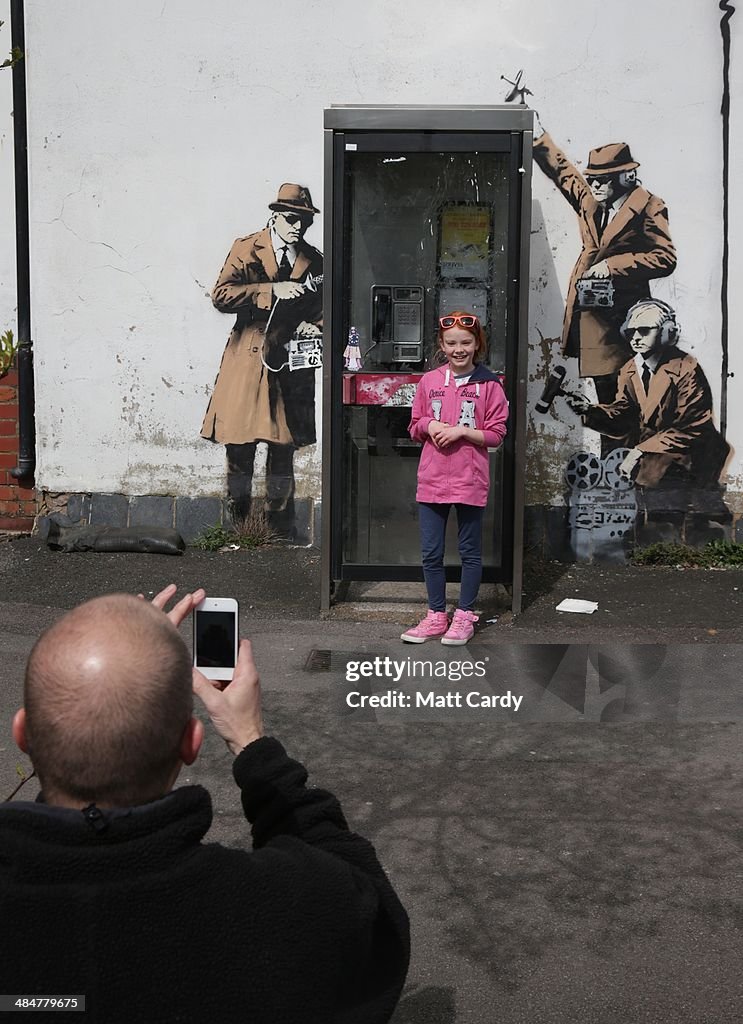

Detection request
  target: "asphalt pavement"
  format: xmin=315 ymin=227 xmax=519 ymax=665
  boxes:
xmin=2 ymin=534 xmax=743 ymax=1023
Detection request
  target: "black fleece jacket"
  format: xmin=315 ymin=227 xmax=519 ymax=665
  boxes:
xmin=0 ymin=737 xmax=410 ymax=1023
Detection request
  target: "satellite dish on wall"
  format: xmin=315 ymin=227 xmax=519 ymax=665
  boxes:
xmin=501 ymin=70 xmax=533 ymax=105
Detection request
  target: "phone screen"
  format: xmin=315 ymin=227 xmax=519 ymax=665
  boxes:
xmin=194 ymin=611 xmax=236 ymax=669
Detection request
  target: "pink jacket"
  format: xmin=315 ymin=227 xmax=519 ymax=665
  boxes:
xmin=409 ymin=363 xmax=509 ymax=506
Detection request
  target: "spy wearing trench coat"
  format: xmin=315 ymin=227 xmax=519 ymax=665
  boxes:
xmin=201 ymin=184 xmax=323 ymax=536
xmin=533 ymin=132 xmax=676 ymax=380
xmin=201 ymin=228 xmax=322 ymax=448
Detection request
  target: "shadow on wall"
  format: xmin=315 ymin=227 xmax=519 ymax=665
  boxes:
xmin=525 ymin=200 xmax=583 ymax=511
xmin=529 ymin=199 xmax=570 ymax=384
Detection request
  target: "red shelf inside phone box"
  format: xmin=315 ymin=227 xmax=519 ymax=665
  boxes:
xmin=342 ymin=372 xmax=423 ymax=406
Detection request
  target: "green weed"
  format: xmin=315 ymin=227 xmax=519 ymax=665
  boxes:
xmin=231 ymin=509 xmax=276 ymax=549
xmin=193 ymin=510 xmax=276 ymax=551
xmin=0 ymin=329 xmax=17 ymax=376
xmin=632 ymin=540 xmax=743 ymax=568
xmin=193 ymin=524 xmax=234 ymax=551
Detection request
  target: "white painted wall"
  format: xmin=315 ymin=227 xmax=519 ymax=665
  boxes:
xmin=0 ymin=0 xmax=16 ymax=343
xmin=16 ymin=0 xmax=743 ymax=508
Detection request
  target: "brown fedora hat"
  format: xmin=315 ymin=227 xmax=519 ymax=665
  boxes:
xmin=585 ymin=142 xmax=639 ymax=177
xmin=268 ymin=183 xmax=320 ymax=215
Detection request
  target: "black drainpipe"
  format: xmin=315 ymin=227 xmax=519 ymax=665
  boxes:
xmin=9 ymin=0 xmax=35 ymax=481
xmin=718 ymin=0 xmax=735 ymax=440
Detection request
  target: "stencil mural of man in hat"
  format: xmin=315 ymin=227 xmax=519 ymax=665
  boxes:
xmin=201 ymin=184 xmax=323 ymax=539
xmin=533 ymin=129 xmax=676 ymax=404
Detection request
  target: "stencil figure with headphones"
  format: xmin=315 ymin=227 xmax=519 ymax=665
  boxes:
xmin=532 ymin=126 xmax=677 ymax=406
xmin=565 ymin=299 xmax=730 ymax=488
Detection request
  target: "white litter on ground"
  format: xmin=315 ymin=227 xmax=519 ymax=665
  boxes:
xmin=555 ymin=598 xmax=599 ymax=614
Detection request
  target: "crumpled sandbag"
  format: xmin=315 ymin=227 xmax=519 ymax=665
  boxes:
xmin=41 ymin=519 xmax=185 ymax=555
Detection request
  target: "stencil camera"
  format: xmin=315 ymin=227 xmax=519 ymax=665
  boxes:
xmin=576 ymin=277 xmax=614 ymax=309
xmin=289 ymin=336 xmax=322 ymax=371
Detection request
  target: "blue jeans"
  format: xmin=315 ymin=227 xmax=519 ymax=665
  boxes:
xmin=418 ymin=503 xmax=484 ymax=612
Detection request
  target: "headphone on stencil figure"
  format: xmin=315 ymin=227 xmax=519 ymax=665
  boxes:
xmin=620 ymin=298 xmax=680 ymax=348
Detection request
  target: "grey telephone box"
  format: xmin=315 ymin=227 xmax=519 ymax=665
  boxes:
xmin=321 ymin=106 xmax=533 ymax=613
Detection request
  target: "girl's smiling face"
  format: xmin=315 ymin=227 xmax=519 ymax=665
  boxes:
xmin=439 ymin=326 xmax=477 ymax=375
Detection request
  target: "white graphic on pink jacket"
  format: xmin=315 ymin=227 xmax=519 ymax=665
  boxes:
xmin=458 ymin=401 xmax=476 ymax=429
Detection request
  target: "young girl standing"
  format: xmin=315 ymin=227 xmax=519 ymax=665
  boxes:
xmin=402 ymin=312 xmax=509 ymax=646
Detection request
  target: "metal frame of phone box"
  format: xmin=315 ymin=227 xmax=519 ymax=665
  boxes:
xmin=321 ymin=105 xmax=533 ymax=614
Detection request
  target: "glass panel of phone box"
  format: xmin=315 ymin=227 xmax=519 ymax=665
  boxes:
xmin=342 ymin=149 xmax=509 ymax=569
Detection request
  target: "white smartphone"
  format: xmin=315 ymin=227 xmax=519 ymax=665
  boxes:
xmin=193 ymin=597 xmax=239 ymax=681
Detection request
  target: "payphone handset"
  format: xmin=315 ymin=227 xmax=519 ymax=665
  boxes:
xmin=370 ymin=285 xmax=424 ymax=364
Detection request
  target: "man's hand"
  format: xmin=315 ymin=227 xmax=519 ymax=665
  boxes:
xmin=583 ymin=259 xmax=611 ymax=280
xmin=273 ymin=281 xmax=305 ymax=300
xmin=146 ymin=584 xmax=206 ymax=628
xmin=193 ymin=640 xmax=264 ymax=756
xmin=619 ymin=447 xmax=644 ymax=480
xmin=294 ymin=320 xmax=322 ymax=339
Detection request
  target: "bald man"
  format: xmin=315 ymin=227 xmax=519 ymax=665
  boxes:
xmin=2 ymin=587 xmax=409 ymax=1024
